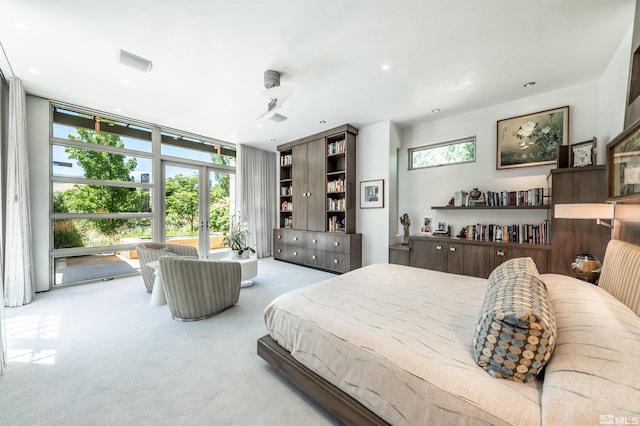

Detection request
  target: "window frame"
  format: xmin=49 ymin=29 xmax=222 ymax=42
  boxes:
xmin=408 ymin=136 xmax=476 ymax=170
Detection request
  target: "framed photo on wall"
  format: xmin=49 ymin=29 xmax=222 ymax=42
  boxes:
xmin=360 ymin=179 xmax=384 ymax=208
xmin=496 ymin=106 xmax=569 ymax=170
xmin=570 ymin=137 xmax=597 ymax=167
xmin=607 ymin=119 xmax=640 ymax=201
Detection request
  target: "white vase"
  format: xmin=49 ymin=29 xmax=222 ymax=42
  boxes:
xmin=233 ymin=250 xmax=249 ymax=260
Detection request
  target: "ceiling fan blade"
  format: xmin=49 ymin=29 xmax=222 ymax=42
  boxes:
xmin=261 ymin=85 xmax=294 ymax=104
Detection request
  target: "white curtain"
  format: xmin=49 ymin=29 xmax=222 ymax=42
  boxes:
xmin=0 ymin=75 xmax=7 ymax=374
xmin=4 ymin=77 xmax=33 ymax=307
xmin=238 ymin=145 xmax=276 ymax=258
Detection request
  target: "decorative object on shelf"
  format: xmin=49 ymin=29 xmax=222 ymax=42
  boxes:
xmin=571 ymin=137 xmax=597 ymax=167
xmin=571 ymin=252 xmax=602 ymax=284
xmin=223 ymin=214 xmax=256 ymax=259
xmin=606 ymin=118 xmax=640 ymax=201
xmin=557 ymin=144 xmax=570 ymax=168
xmin=400 ymin=213 xmax=411 ymax=245
xmin=448 ymin=197 xmax=455 ymax=206
xmin=467 ymin=188 xmax=486 ymax=206
xmin=360 ymin=179 xmax=384 ymax=208
xmin=496 ymin=105 xmax=569 ymax=170
xmin=457 ymin=227 xmax=467 ymax=238
xmin=433 ymin=222 xmax=449 ymax=236
xmin=421 ymin=217 xmax=433 ymax=234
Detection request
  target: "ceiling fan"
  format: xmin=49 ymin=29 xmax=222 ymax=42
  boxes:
xmin=257 ymin=70 xmax=294 ymax=122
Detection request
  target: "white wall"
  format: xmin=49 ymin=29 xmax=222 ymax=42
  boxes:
xmin=399 ymin=81 xmax=600 ymax=237
xmin=356 ymin=120 xmax=393 ymax=265
xmin=26 ymin=96 xmax=50 ymax=292
xmin=599 ymin=23 xmax=633 ymax=150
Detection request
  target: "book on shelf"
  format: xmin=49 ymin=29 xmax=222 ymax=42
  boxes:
xmin=327 ymin=139 xmax=346 ymax=155
xmin=283 ymin=216 xmax=293 ymax=228
xmin=280 ymin=154 xmax=292 ymax=166
xmin=281 ymin=201 xmax=292 ymax=211
xmin=465 ymin=220 xmax=549 ymax=245
xmin=327 ymin=178 xmax=345 ymax=192
xmin=483 ymin=188 xmax=546 ymax=207
xmin=327 ymin=215 xmax=345 ymax=232
xmin=327 ymin=198 xmax=346 ymax=211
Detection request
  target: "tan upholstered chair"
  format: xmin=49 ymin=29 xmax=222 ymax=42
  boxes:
xmin=136 ymin=243 xmax=198 ymax=293
xmin=159 ymin=256 xmax=241 ymax=321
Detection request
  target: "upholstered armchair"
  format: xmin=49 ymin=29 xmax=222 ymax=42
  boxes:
xmin=158 ymin=256 xmax=241 ymax=321
xmin=136 ymin=243 xmax=198 ymax=293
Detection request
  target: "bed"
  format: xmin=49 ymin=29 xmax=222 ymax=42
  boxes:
xmin=258 ymin=238 xmax=640 ymax=425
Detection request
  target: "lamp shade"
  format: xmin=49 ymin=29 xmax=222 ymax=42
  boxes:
xmin=554 ymin=203 xmax=614 ymax=219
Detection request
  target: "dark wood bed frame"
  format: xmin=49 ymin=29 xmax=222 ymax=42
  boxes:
xmin=257 ymin=335 xmax=389 ymax=426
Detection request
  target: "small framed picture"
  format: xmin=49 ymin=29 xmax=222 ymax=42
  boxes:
xmin=571 ymin=137 xmax=597 ymax=167
xmin=360 ymin=179 xmax=384 ymax=208
xmin=607 ymin=119 xmax=640 ymax=201
xmin=421 ymin=217 xmax=433 ymax=233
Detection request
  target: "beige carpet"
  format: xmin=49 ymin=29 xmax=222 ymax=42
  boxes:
xmin=0 ymin=258 xmax=339 ymax=426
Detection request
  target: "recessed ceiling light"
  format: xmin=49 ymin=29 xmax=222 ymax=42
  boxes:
xmin=270 ymin=138 xmax=276 ymax=142
xmin=256 ymin=123 xmax=263 ymax=128
xmin=432 ymin=108 xmax=440 ymax=113
xmin=121 ymin=79 xmax=131 ymax=85
xmin=320 ymin=120 xmax=326 ymax=124
xmin=28 ymin=68 xmax=40 ymax=75
xmin=114 ymin=108 xmax=121 ymax=112
xmin=523 ymin=81 xmax=536 ymax=88
xmin=15 ymin=22 xmax=29 ymax=31
xmin=381 ymin=64 xmax=391 ymax=71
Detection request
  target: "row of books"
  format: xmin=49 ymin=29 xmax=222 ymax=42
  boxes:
xmin=327 ymin=198 xmax=346 ymax=211
xmin=463 ymin=220 xmax=550 ymax=245
xmin=327 ymin=140 xmax=346 ymax=155
xmin=484 ymin=188 xmax=547 ymax=207
xmin=282 ymin=216 xmax=293 ymax=228
xmin=328 ymin=215 xmax=345 ymax=232
xmin=328 ymin=178 xmax=345 ymax=192
xmin=280 ymin=185 xmax=292 ymax=196
xmin=280 ymin=154 xmax=292 ymax=166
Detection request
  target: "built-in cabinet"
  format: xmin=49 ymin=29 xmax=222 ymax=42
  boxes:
xmin=408 ymin=236 xmax=549 ymax=278
xmin=275 ymin=124 xmax=362 ymax=273
xmin=274 ymin=229 xmax=362 ymax=273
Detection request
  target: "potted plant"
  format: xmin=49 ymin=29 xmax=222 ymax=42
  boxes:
xmin=223 ymin=214 xmax=256 ymax=259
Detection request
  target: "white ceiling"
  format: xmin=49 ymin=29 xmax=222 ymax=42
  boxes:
xmin=0 ymin=0 xmax=635 ymax=151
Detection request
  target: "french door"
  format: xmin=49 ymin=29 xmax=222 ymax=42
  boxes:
xmin=163 ymin=162 xmax=235 ymax=258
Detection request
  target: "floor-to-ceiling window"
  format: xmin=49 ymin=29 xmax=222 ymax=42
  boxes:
xmin=50 ymin=104 xmax=236 ymax=286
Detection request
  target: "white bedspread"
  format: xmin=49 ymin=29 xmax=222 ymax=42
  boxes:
xmin=264 ymin=263 xmax=543 ymax=425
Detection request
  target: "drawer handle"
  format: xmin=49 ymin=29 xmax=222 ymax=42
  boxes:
xmin=293 ymin=237 xmax=298 ymax=241
xmin=333 ymin=259 xmax=339 ymax=264
xmin=312 ymin=255 xmax=316 ymax=260
xmin=436 ymin=245 xmax=442 ymax=250
xmin=449 ymin=247 xmax=456 ymax=252
xmin=312 ymin=239 xmax=317 ymax=243
xmin=277 ymin=235 xmax=281 ymax=239
xmin=293 ymin=252 xmax=297 ymax=256
xmin=277 ymin=249 xmax=281 ymax=253
xmin=334 ymin=241 xmax=339 ymax=247
xmin=496 ymin=250 xmax=505 ymax=256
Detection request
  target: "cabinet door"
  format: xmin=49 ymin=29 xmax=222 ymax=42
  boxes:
xmin=452 ymin=244 xmax=491 ymax=278
xmin=410 ymin=239 xmax=447 ymax=272
xmin=491 ymin=247 xmax=549 ymax=274
xmin=292 ymin=144 xmax=308 ymax=230
xmin=306 ymin=139 xmax=326 ymax=231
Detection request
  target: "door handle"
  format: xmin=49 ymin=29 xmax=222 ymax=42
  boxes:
xmin=449 ymin=247 xmax=456 ymax=252
xmin=436 ymin=245 xmax=442 ymax=250
xmin=496 ymin=250 xmax=505 ymax=256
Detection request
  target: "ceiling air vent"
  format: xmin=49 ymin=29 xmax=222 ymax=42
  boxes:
xmin=117 ymin=49 xmax=153 ymax=73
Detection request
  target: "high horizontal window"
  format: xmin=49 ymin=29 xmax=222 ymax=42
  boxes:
xmin=52 ymin=145 xmax=152 ymax=182
xmin=161 ymin=131 xmax=236 ymax=165
xmin=409 ymin=136 xmax=476 ymax=169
